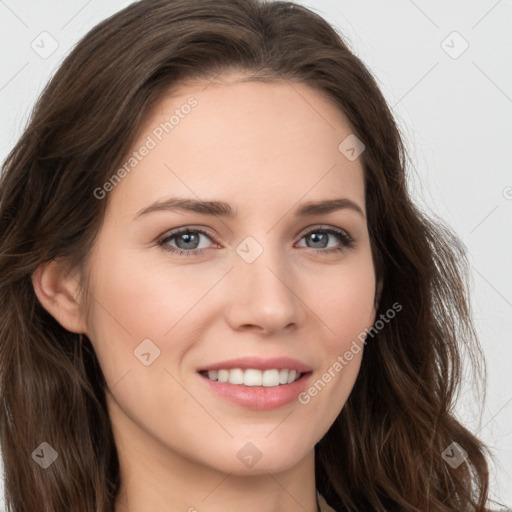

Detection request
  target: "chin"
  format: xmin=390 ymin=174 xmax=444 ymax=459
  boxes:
xmin=197 ymin=434 xmax=313 ymax=475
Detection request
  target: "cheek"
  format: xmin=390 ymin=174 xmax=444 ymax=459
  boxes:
xmin=84 ymin=240 xmax=231 ymax=391
xmin=83 ymin=244 xmax=169 ymax=384
xmin=313 ymin=251 xmax=377 ymax=345
xmin=83 ymin=254 xmax=204 ymax=440
xmin=295 ymin=253 xmax=376 ymax=430
xmin=86 ymin=242 xmax=196 ymax=336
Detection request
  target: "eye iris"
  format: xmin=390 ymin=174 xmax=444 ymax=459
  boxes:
xmin=308 ymin=232 xmax=328 ymax=248
xmin=176 ymin=232 xmax=200 ymax=250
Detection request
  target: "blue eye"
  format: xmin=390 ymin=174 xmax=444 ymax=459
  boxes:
xmin=297 ymin=227 xmax=354 ymax=254
xmin=157 ymin=226 xmax=354 ymax=257
xmin=158 ymin=227 xmax=215 ymax=256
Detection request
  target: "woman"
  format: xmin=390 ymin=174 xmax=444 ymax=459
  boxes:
xmin=0 ymin=0 xmax=507 ymax=511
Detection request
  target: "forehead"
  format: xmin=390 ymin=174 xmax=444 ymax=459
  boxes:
xmin=107 ymin=74 xmax=366 ymax=219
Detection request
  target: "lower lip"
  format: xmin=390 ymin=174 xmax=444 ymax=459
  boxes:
xmin=198 ymin=372 xmax=312 ymax=410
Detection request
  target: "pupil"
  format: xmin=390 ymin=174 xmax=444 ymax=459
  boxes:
xmin=177 ymin=232 xmax=199 ymax=249
xmin=309 ymin=232 xmax=327 ymax=248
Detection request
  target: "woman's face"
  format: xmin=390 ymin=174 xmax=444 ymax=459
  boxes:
xmin=83 ymin=72 xmax=378 ymax=476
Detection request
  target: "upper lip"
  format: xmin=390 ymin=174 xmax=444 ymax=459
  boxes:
xmin=198 ymin=356 xmax=313 ymax=374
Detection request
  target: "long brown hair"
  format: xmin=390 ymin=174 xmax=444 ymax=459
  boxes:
xmin=0 ymin=0 xmax=500 ymax=510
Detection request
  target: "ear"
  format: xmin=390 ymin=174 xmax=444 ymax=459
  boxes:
xmin=31 ymin=259 xmax=88 ymax=334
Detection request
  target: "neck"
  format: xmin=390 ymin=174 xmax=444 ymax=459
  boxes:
xmin=110 ymin=400 xmax=319 ymax=512
xmin=114 ymin=453 xmax=320 ymax=512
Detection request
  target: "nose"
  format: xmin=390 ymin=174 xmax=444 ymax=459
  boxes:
xmin=224 ymin=248 xmax=305 ymax=335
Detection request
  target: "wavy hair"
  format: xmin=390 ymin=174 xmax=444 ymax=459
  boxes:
xmin=0 ymin=0 xmax=500 ymax=510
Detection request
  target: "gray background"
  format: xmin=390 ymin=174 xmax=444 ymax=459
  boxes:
xmin=0 ymin=0 xmax=511 ymax=508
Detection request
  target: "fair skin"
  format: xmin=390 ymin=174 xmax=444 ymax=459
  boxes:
xmin=33 ymin=72 xmax=379 ymax=512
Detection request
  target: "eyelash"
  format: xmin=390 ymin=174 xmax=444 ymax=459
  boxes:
xmin=157 ymin=225 xmax=355 ymax=257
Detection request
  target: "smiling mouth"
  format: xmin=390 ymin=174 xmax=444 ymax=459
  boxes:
xmin=199 ymin=368 xmax=310 ymax=387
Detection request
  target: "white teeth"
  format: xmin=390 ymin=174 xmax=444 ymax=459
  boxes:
xmin=262 ymin=369 xmax=280 ymax=387
xmin=228 ymin=368 xmax=244 ymax=385
xmin=244 ymin=369 xmax=262 ymax=386
xmin=217 ymin=369 xmax=229 ymax=383
xmin=204 ymin=368 xmax=302 ymax=387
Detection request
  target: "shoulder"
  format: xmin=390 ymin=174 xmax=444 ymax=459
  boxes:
xmin=316 ymin=492 xmax=512 ymax=512
xmin=317 ymin=491 xmax=338 ymax=512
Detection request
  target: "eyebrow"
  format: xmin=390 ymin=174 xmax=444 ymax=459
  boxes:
xmin=134 ymin=197 xmax=365 ymax=220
